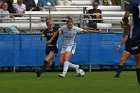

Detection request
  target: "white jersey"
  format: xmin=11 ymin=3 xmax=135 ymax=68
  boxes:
xmin=0 ymin=9 xmax=10 ymax=22
xmin=59 ymin=25 xmax=83 ymax=46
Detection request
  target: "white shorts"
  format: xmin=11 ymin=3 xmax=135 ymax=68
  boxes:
xmin=61 ymin=45 xmax=76 ymax=55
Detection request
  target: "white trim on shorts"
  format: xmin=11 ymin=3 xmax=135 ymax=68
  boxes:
xmin=124 ymin=50 xmax=130 ymax=54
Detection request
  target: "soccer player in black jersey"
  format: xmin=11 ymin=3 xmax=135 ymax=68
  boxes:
xmin=36 ymin=18 xmax=59 ymax=77
xmin=114 ymin=22 xmax=131 ymax=78
xmin=122 ymin=0 xmax=140 ymax=85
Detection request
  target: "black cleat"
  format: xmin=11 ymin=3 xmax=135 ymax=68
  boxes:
xmin=114 ymin=72 xmax=120 ymax=78
xmin=36 ymin=70 xmax=42 ymax=77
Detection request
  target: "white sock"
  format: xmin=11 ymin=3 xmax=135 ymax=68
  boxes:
xmin=68 ymin=62 xmax=77 ymax=69
xmin=63 ymin=61 xmax=69 ymax=75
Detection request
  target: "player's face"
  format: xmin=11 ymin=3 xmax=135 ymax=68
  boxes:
xmin=67 ymin=22 xmax=73 ymax=30
xmin=46 ymin=20 xmax=53 ymax=29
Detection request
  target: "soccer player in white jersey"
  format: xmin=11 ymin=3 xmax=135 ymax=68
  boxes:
xmin=47 ymin=18 xmax=100 ymax=77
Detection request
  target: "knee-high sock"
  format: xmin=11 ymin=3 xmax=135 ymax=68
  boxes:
xmin=116 ymin=65 xmax=123 ymax=75
xmin=136 ymin=68 xmax=140 ymax=85
xmin=69 ymin=62 xmax=77 ymax=69
xmin=41 ymin=61 xmax=47 ymax=72
xmin=63 ymin=61 xmax=69 ymax=74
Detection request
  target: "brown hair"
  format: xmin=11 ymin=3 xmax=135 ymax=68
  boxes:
xmin=66 ymin=16 xmax=72 ymax=20
xmin=46 ymin=17 xmax=52 ymax=21
xmin=66 ymin=17 xmax=73 ymax=24
xmin=46 ymin=17 xmax=53 ymax=25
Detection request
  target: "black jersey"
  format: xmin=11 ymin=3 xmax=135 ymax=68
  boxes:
xmin=42 ymin=27 xmax=58 ymax=46
xmin=123 ymin=30 xmax=130 ymax=37
xmin=127 ymin=0 xmax=140 ymax=54
xmin=128 ymin=0 xmax=140 ymax=39
xmin=87 ymin=9 xmax=102 ymax=23
xmin=128 ymin=0 xmax=140 ymax=25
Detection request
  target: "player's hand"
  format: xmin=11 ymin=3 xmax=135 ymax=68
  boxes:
xmin=47 ymin=40 xmax=52 ymax=45
xmin=40 ymin=34 xmax=45 ymax=41
xmin=115 ymin=46 xmax=120 ymax=52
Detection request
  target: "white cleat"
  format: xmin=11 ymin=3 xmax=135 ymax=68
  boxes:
xmin=76 ymin=65 xmax=79 ymax=75
xmin=59 ymin=73 xmax=65 ymax=78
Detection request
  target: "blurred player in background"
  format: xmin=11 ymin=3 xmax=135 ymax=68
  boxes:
xmin=36 ymin=17 xmax=59 ymax=77
xmin=122 ymin=0 xmax=140 ymax=85
xmin=47 ymin=17 xmax=101 ymax=78
xmin=114 ymin=19 xmax=131 ymax=78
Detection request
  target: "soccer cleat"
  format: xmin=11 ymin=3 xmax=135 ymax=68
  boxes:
xmin=75 ymin=65 xmax=79 ymax=75
xmin=114 ymin=65 xmax=123 ymax=78
xmin=114 ymin=72 xmax=120 ymax=78
xmin=36 ymin=69 xmax=42 ymax=77
xmin=59 ymin=73 xmax=65 ymax=78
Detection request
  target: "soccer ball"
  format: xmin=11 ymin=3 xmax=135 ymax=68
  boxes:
xmin=77 ymin=69 xmax=85 ymax=77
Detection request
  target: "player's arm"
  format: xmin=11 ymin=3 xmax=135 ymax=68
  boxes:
xmin=115 ymin=35 xmax=128 ymax=52
xmin=122 ymin=11 xmax=130 ymax=23
xmin=47 ymin=30 xmax=61 ymax=44
xmin=82 ymin=29 xmax=101 ymax=33
xmin=40 ymin=34 xmax=45 ymax=41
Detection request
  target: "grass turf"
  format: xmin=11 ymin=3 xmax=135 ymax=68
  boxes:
xmin=0 ymin=71 xmax=140 ymax=93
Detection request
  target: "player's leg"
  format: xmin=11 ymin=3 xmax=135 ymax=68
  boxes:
xmin=59 ymin=46 xmax=68 ymax=77
xmin=134 ymin=54 xmax=140 ymax=85
xmin=44 ymin=52 xmax=56 ymax=69
xmin=59 ymin=51 xmax=72 ymax=77
xmin=64 ymin=51 xmax=79 ymax=75
xmin=66 ymin=45 xmax=79 ymax=75
xmin=40 ymin=46 xmax=58 ymax=72
xmin=36 ymin=47 xmax=58 ymax=77
xmin=60 ymin=53 xmax=65 ymax=65
xmin=36 ymin=52 xmax=56 ymax=77
xmin=59 ymin=45 xmax=79 ymax=77
xmin=114 ymin=51 xmax=131 ymax=78
xmin=49 ymin=60 xmax=56 ymax=71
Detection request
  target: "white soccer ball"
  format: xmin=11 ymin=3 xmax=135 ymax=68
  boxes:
xmin=77 ymin=69 xmax=85 ymax=77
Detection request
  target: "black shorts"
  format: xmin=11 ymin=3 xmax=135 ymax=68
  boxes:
xmin=45 ymin=46 xmax=58 ymax=55
xmin=125 ymin=39 xmax=131 ymax=53
xmin=125 ymin=38 xmax=140 ymax=55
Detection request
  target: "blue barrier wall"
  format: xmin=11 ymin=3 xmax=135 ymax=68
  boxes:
xmin=0 ymin=33 xmax=135 ymax=66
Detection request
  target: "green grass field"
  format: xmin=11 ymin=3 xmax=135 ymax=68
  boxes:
xmin=0 ymin=71 xmax=140 ymax=93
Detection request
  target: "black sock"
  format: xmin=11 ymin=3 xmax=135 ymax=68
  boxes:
xmin=51 ymin=61 xmax=55 ymax=70
xmin=116 ymin=65 xmax=124 ymax=75
xmin=136 ymin=68 xmax=140 ymax=85
xmin=41 ymin=61 xmax=47 ymax=72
